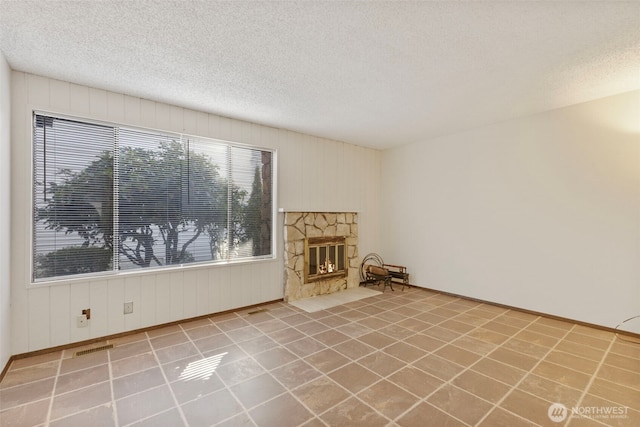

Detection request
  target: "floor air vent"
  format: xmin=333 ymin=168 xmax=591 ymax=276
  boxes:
xmin=247 ymin=308 xmax=269 ymax=315
xmin=74 ymin=344 xmax=114 ymax=357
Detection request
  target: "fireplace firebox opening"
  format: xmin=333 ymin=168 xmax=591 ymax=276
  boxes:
xmin=304 ymin=236 xmax=347 ymax=283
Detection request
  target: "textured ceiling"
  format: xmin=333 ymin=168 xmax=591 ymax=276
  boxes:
xmin=0 ymin=1 xmax=638 ymax=149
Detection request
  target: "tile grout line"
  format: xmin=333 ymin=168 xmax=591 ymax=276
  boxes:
xmin=349 ymin=296 xmax=492 ymax=421
xmin=565 ymin=334 xmax=617 ymax=427
xmin=428 ymin=306 xmax=544 ymax=400
xmin=474 ymin=322 xmax=578 ymax=427
xmin=128 ymin=304 xmax=399 ymax=423
xmin=468 ymin=314 xmax=549 ymax=427
xmin=145 ymin=330 xmax=190 ymax=427
xmin=46 ymin=294 xmax=469 ymax=426
xmin=289 ymin=290 xmax=423 ymax=425
xmin=42 ymin=355 xmax=121 ymax=425
xmin=239 ymin=301 xmax=393 ymax=425
xmin=181 ymin=315 xmax=257 ymax=427
xmin=43 ymin=350 xmax=64 ymax=426
xmin=225 ymin=292 xmax=420 ymax=425
xmin=106 ymin=343 xmax=123 ymax=427
xmin=0 ymin=296 xmax=484 ymax=420
xmin=301 ymin=293 xmax=429 ymax=420
xmin=194 ymin=313 xmax=264 ymax=426
xmin=230 ymin=314 xmax=333 ymax=425
xmin=120 ymin=300 xmax=629 ymax=426
xmin=107 ymin=339 xmax=175 ymax=426
xmin=0 ymin=363 xmax=57 ymax=411
xmin=385 ymin=298 xmax=518 ymax=426
xmin=3 ymin=289 xmax=633 ymax=426
xmin=216 ymin=318 xmax=264 ymax=427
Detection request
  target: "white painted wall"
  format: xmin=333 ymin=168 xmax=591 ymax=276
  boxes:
xmin=0 ymin=52 xmax=11 ymax=370
xmin=381 ymin=91 xmax=640 ymax=333
xmin=10 ymin=72 xmax=381 ymax=354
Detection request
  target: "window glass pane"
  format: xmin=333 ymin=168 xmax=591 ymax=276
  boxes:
xmin=118 ymin=129 xmax=187 ymax=269
xmin=229 ymin=146 xmax=273 ymax=259
xmin=33 ymin=115 xmax=115 ymax=280
xmin=186 ymin=138 xmax=230 ymax=261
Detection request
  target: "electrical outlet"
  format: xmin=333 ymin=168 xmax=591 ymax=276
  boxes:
xmin=77 ymin=314 xmax=88 ymax=328
xmin=123 ymin=301 xmax=133 ymax=314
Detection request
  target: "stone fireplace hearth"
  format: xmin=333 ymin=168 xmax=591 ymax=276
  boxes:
xmin=284 ymin=212 xmax=358 ymax=302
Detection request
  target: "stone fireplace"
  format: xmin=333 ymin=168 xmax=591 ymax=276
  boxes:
xmin=284 ymin=212 xmax=358 ymax=302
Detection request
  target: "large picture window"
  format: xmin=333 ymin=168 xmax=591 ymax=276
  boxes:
xmin=33 ymin=113 xmax=274 ymax=281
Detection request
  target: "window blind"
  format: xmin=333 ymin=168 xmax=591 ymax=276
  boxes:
xmin=32 ymin=112 xmax=275 ymax=282
xmin=33 ymin=115 xmax=115 ymax=279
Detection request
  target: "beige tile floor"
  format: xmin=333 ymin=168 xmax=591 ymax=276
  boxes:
xmin=1 ymin=285 xmax=639 ymax=427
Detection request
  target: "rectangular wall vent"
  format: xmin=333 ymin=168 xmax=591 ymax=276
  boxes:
xmin=74 ymin=344 xmax=114 ymax=357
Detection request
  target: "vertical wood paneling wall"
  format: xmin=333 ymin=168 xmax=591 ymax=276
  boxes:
xmin=10 ymin=72 xmax=382 ymax=354
xmin=0 ymin=53 xmax=11 ymax=370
